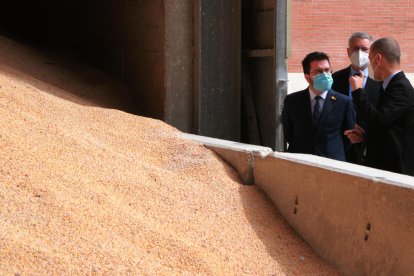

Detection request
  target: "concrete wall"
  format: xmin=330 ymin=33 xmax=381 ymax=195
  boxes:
xmin=79 ymin=0 xmax=166 ymax=119
xmin=164 ymin=1 xmax=194 ymax=132
xmin=183 ymin=133 xmax=414 ymax=276
xmin=78 ymin=0 xmax=240 ymax=137
xmin=195 ymin=0 xmax=241 ymax=141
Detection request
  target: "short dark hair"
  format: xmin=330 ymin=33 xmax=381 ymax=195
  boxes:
xmin=370 ymin=37 xmax=400 ymax=64
xmin=302 ymin=52 xmax=330 ymax=74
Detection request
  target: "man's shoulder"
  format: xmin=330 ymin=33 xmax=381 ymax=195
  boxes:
xmin=329 ymin=89 xmax=351 ymax=102
xmin=386 ymin=72 xmax=414 ymax=98
xmin=332 ymin=66 xmax=351 ymax=80
xmin=286 ymin=88 xmax=309 ymax=99
xmin=391 ymin=71 xmax=413 ymax=87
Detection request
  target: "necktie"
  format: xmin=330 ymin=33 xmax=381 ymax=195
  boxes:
xmin=349 ymin=73 xmax=364 ymax=99
xmin=380 ymin=82 xmax=385 ymax=93
xmin=312 ymin=96 xmax=322 ymax=127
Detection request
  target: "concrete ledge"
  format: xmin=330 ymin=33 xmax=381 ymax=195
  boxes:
xmin=182 ymin=134 xmax=414 ymax=275
xmin=182 ymin=133 xmax=272 ymax=184
xmin=255 ymin=152 xmax=414 ymax=275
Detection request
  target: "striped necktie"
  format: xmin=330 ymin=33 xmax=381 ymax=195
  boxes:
xmin=312 ymin=96 xmax=322 ymax=127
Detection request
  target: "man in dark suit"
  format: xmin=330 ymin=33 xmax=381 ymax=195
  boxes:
xmin=282 ymin=52 xmax=355 ymax=161
xmin=345 ymin=37 xmax=414 ymax=176
xmin=332 ymin=32 xmax=382 ymax=164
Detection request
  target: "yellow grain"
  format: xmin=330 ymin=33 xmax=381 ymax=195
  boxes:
xmin=0 ymin=35 xmax=338 ymax=275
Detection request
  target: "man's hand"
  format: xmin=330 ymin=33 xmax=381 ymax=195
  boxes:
xmin=349 ymin=70 xmax=364 ymax=91
xmin=344 ymin=124 xmax=365 ymax=144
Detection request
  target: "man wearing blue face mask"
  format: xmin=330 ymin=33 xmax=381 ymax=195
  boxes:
xmin=332 ymin=32 xmax=382 ymax=164
xmin=282 ymin=52 xmax=356 ymax=161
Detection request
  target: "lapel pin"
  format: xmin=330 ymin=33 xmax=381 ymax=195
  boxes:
xmin=331 ymin=96 xmax=336 ymax=101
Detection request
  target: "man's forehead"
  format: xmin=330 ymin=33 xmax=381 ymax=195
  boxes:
xmin=310 ymin=59 xmax=330 ymax=68
xmin=350 ymin=37 xmax=371 ymax=46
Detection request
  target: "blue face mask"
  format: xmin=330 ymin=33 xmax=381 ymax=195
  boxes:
xmin=313 ymin=72 xmax=333 ymax=92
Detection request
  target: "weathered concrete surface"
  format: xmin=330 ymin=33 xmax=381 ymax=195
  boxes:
xmin=182 ymin=134 xmax=272 ymax=185
xmin=164 ymin=0 xmax=194 ymax=132
xmin=73 ymin=0 xmax=166 ymax=119
xmin=194 ymin=0 xmax=241 ymax=141
xmin=255 ymin=153 xmax=414 ymax=276
xmin=184 ymin=133 xmax=414 ymax=275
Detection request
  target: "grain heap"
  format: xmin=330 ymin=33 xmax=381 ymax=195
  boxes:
xmin=0 ymin=35 xmax=338 ymax=274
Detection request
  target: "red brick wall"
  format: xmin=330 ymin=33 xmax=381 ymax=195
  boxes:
xmin=289 ymin=0 xmax=414 ymax=72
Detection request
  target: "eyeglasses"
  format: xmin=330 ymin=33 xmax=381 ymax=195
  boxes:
xmin=350 ymin=46 xmax=370 ymax=52
xmin=309 ymin=68 xmax=332 ymax=75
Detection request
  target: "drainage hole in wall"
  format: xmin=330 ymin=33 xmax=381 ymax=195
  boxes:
xmin=364 ymin=223 xmax=371 ymax=242
xmin=293 ymin=195 xmax=299 ymax=214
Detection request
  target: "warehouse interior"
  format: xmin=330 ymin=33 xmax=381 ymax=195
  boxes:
xmin=0 ymin=0 xmax=287 ymax=150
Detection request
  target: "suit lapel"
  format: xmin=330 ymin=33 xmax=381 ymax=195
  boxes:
xmin=303 ymin=88 xmax=313 ymax=125
xmin=365 ymin=77 xmax=377 ymax=91
xmin=343 ymin=66 xmax=352 ymax=94
xmin=299 ymin=89 xmax=314 ymax=134
xmin=332 ymin=66 xmax=352 ymax=96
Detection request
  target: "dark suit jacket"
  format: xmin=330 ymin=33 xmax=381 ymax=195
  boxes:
xmin=332 ymin=66 xmax=381 ymax=128
xmin=282 ymin=88 xmax=356 ymax=161
xmin=332 ymin=66 xmax=382 ymax=163
xmin=353 ymin=71 xmax=414 ymax=176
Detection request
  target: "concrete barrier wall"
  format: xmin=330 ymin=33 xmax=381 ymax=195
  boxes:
xmin=183 ymin=133 xmax=414 ymax=276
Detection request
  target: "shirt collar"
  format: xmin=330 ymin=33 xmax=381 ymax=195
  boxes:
xmin=350 ymin=66 xmax=369 ymax=78
xmin=383 ymin=70 xmax=401 ymax=90
xmin=309 ymin=87 xmax=328 ymax=100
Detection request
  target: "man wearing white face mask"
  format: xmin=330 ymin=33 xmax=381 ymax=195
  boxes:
xmin=345 ymin=37 xmax=414 ymax=176
xmin=282 ymin=52 xmax=355 ymax=161
xmin=332 ymin=32 xmax=382 ymax=164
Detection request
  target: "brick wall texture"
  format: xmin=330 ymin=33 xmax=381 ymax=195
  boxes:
xmin=289 ymin=0 xmax=414 ymax=72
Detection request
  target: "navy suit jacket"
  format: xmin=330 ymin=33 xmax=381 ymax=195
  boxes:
xmin=282 ymin=88 xmax=356 ymax=161
xmin=353 ymin=71 xmax=414 ymax=176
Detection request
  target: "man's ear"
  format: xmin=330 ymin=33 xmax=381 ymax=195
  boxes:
xmin=377 ymin=53 xmax=382 ymax=63
xmin=304 ymin=74 xmax=312 ymax=84
xmin=347 ymin=48 xmax=351 ymax=57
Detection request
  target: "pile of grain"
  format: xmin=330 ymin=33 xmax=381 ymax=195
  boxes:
xmin=0 ymin=35 xmax=338 ymax=274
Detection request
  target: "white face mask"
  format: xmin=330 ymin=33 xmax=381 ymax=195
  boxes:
xmin=350 ymin=50 xmax=370 ymax=69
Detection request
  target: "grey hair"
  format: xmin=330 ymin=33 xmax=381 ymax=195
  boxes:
xmin=370 ymin=37 xmax=401 ymax=64
xmin=348 ymin=32 xmax=373 ymax=47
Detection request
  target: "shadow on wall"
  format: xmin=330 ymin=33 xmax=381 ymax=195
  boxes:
xmin=0 ymin=35 xmax=140 ymax=114
xmin=238 ymin=185 xmax=339 ymax=274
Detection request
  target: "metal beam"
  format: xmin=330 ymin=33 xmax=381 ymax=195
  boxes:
xmin=274 ymin=0 xmax=288 ymax=151
xmin=194 ymin=0 xmax=241 ymax=141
